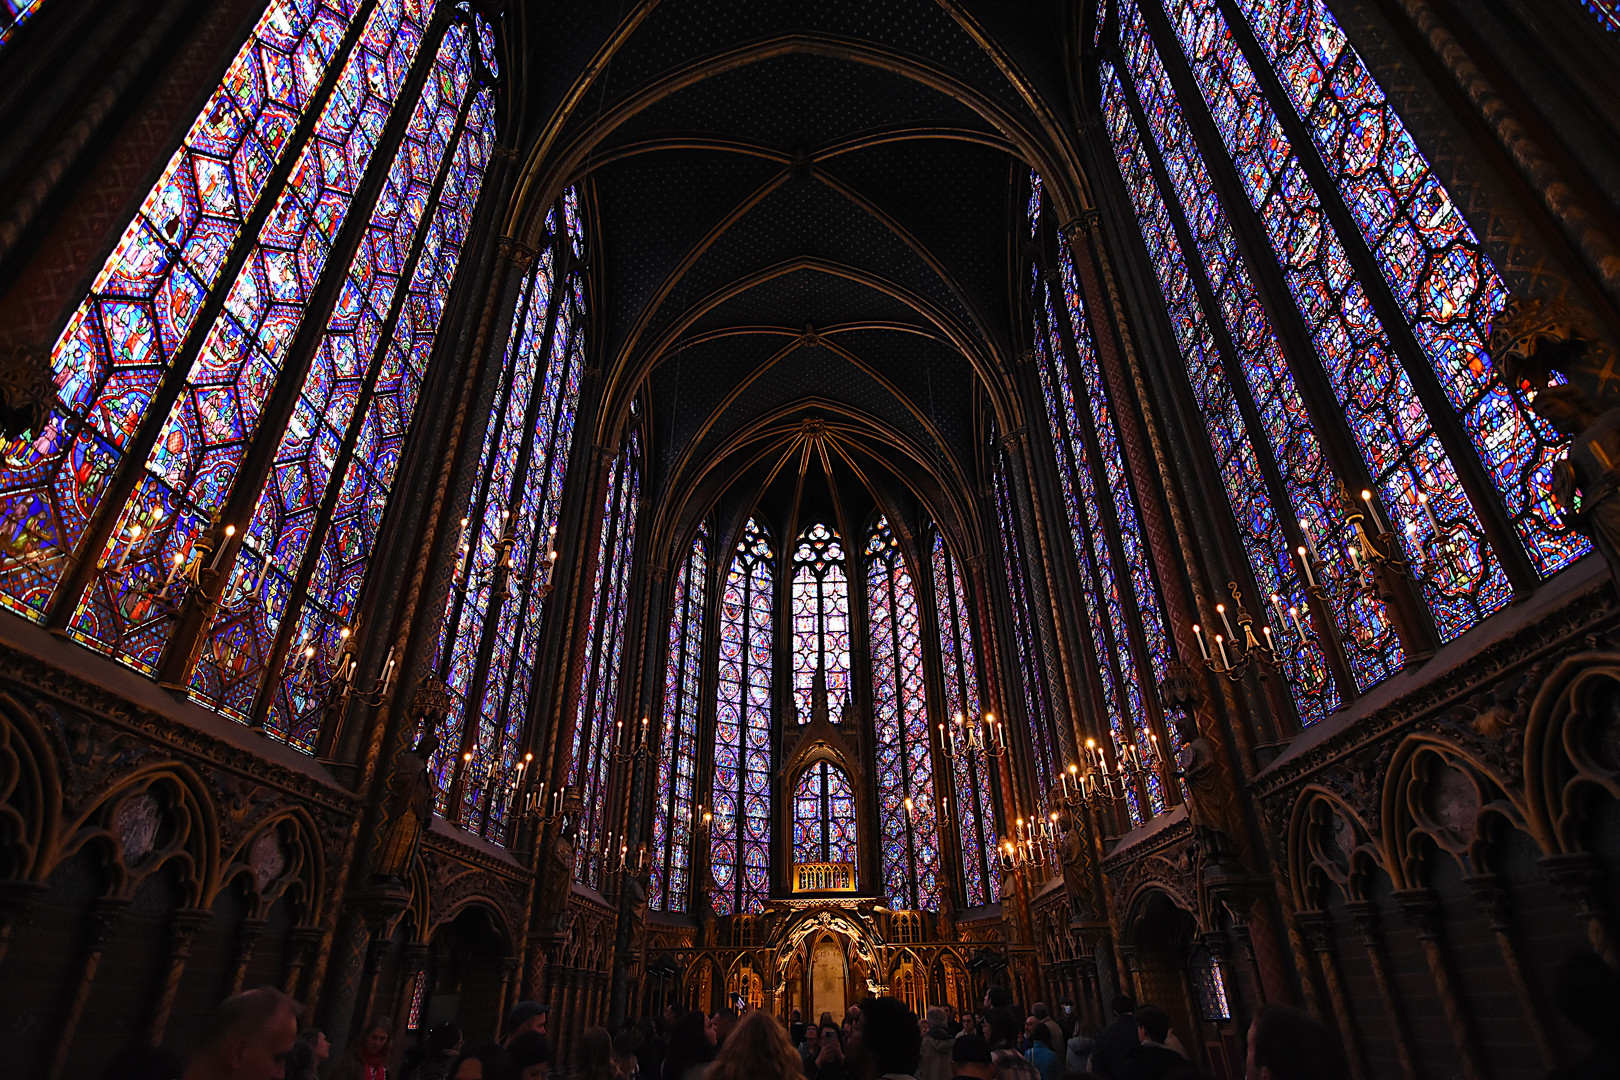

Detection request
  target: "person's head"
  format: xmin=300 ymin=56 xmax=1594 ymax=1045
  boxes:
xmin=792 ymin=1009 xmax=803 ymax=1023
xmin=845 ymin=1005 xmax=862 ymax=1023
xmin=983 ymin=1009 xmax=1021 ymax=1051
xmin=580 ymin=1026 xmax=615 ymax=1077
xmin=819 ymin=1011 xmax=835 ymax=1028
xmin=430 ymin=1022 xmax=465 ymax=1057
xmin=450 ymin=1043 xmax=515 ymax=1080
xmin=669 ymin=1008 xmax=719 ymax=1068
xmin=1245 ymin=1005 xmax=1348 ymax=1080
xmin=713 ymin=1007 xmax=739 ymax=1044
xmin=1110 ymin=995 xmax=1135 ymax=1018
xmin=1031 ymin=1003 xmax=1049 ymax=1022
xmin=817 ymin=1024 xmax=844 ymax=1062
xmin=926 ymin=1006 xmax=947 ymax=1032
xmin=357 ymin=1018 xmax=392 ymax=1059
xmin=951 ymin=1033 xmax=994 ymax=1080
xmin=983 ymin=986 xmax=1012 ymax=1010
xmin=185 ymin=988 xmax=302 ymax=1080
xmin=1059 ymin=1001 xmax=1074 ymax=1019
xmin=297 ymin=1029 xmax=330 ymax=1065
xmin=509 ymin=1031 xmax=552 ymax=1080
xmin=804 ymin=1025 xmax=821 ymax=1050
xmin=707 ymin=1010 xmax=803 ymax=1080
xmin=1134 ymin=1006 xmax=1169 ymax=1045
xmin=851 ymin=997 xmax=920 ymax=1077
xmin=614 ymin=1029 xmax=643 ymax=1075
xmin=505 ymin=1001 xmax=551 ymax=1043
xmin=1028 ymin=1020 xmax=1051 ymax=1048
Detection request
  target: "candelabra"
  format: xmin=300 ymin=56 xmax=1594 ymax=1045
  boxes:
xmin=938 ymin=711 xmax=1007 ymax=766
xmin=998 ymin=815 xmax=1053 ymax=872
xmin=1191 ymin=581 xmax=1280 ymax=682
xmin=1054 ymin=732 xmax=1168 ymax=815
xmin=612 ymin=714 xmax=656 ymax=764
xmin=457 ymin=514 xmax=559 ymax=599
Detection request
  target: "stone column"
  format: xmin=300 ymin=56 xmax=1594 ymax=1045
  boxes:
xmin=48 ymin=897 xmax=128 ymax=1080
xmin=1293 ymin=912 xmax=1367 ymax=1080
xmin=1394 ymin=890 xmax=1484 ymax=1080
xmin=227 ymin=918 xmax=269 ymax=996
xmin=1463 ymin=874 xmax=1554 ymax=1071
xmin=284 ymin=925 xmax=326 ymax=1001
xmin=1344 ymin=902 xmax=1418 ymax=1080
xmin=148 ymin=907 xmax=212 ymax=1043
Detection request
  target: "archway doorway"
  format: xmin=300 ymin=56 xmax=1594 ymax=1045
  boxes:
xmin=810 ymin=934 xmax=847 ymax=1020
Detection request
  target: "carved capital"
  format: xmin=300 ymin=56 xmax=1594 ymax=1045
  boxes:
xmin=497 ymin=235 xmax=537 ymax=269
xmin=1539 ymin=853 xmax=1609 ymax=919
xmin=167 ymin=908 xmax=212 ymax=958
xmin=1393 ymin=889 xmax=1442 ymax=941
xmin=1293 ymin=909 xmax=1334 ymax=953
xmin=997 ymin=427 xmax=1027 ymax=454
xmin=87 ymin=898 xmax=131 ymax=952
xmin=1342 ymin=900 xmax=1378 ymax=941
xmin=0 ymin=342 xmax=55 ymax=439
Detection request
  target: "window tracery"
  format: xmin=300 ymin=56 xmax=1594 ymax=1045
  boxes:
xmin=792 ymin=761 xmax=856 ymax=868
xmin=792 ymin=522 xmax=849 ymax=722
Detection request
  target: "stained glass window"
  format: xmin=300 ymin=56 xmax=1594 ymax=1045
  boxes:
xmin=792 ymin=762 xmax=857 ymax=867
xmin=430 ymin=199 xmax=584 ymax=835
xmin=1 ymin=0 xmax=365 ymax=624
xmin=1584 ymin=0 xmax=1620 ymax=32
xmin=932 ymin=529 xmax=997 ymax=906
xmin=0 ymin=2 xmax=500 ymax=750
xmin=187 ymin=22 xmax=493 ymax=741
xmin=1028 ymin=191 xmax=1170 ymax=818
xmin=0 ymin=0 xmax=48 ymax=46
xmin=867 ymin=519 xmax=941 ymax=911
xmin=792 ymin=522 xmax=850 ymax=722
xmin=68 ymin=0 xmax=435 ymax=670
xmin=990 ymin=449 xmax=1058 ymax=797
xmin=572 ymin=433 xmax=641 ymax=886
xmin=1088 ymin=0 xmax=1581 ymax=727
xmin=652 ymin=527 xmax=706 ymax=913
xmin=711 ymin=517 xmax=773 ymax=916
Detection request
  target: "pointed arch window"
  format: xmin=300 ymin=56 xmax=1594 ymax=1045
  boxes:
xmin=866 ymin=519 xmax=941 ymax=911
xmin=1 ymin=0 xmax=48 ymax=47
xmin=651 ymin=525 xmax=707 ymax=913
xmin=792 ymin=522 xmax=850 ymax=722
xmin=1584 ymin=1 xmax=1620 ymax=32
xmin=0 ymin=1 xmax=499 ymax=749
xmin=1090 ymin=0 xmax=1581 ymax=723
xmin=572 ymin=431 xmax=641 ymax=887
xmin=431 ymin=193 xmax=584 ymax=837
xmin=932 ymin=530 xmax=998 ymax=906
xmin=793 ymin=762 xmax=857 ymax=867
xmin=711 ymin=517 xmax=773 ymax=916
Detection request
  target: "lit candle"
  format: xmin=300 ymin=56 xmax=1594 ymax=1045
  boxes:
xmin=1361 ymin=489 xmax=1386 ymax=533
xmin=1298 ymin=517 xmax=1320 ymax=564
xmin=1419 ymin=491 xmax=1440 ymax=534
xmin=1214 ymin=633 xmax=1230 ymax=668
xmin=1296 ymin=546 xmax=1317 ymax=588
xmin=380 ymin=646 xmax=396 ymax=692
xmin=210 ymin=525 xmax=235 ymax=571
xmin=1217 ymin=603 xmax=1237 ymax=641
xmin=1270 ymin=593 xmax=1287 ymax=626
xmin=1349 ymin=543 xmax=1364 ymax=575
xmin=161 ymin=550 xmax=184 ymax=591
xmin=115 ymin=523 xmax=142 ymax=573
xmin=1192 ymin=623 xmax=1210 ymax=660
xmin=1149 ymin=732 xmax=1162 ymax=767
xmin=1289 ymin=606 xmax=1306 ymax=644
xmin=1262 ymin=625 xmax=1274 ymax=651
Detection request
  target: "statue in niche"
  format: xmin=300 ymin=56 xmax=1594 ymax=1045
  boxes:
xmin=1160 ymin=662 xmax=1241 ymax=868
xmin=1492 ymin=296 xmax=1620 ymax=575
xmin=539 ymin=802 xmax=579 ymax=933
xmin=1050 ymin=797 xmax=1096 ymax=920
xmin=376 ymin=730 xmax=440 ymax=883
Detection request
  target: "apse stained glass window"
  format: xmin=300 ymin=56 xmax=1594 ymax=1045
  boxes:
xmin=792 ymin=523 xmax=850 ymax=723
xmin=652 ymin=527 xmax=707 ymax=912
xmin=572 ymin=434 xmax=641 ymax=887
xmin=711 ymin=518 xmax=773 ymax=916
xmin=0 ymin=2 xmax=500 ymax=747
xmin=990 ymin=447 xmax=1058 ymax=797
xmin=932 ymin=530 xmax=997 ymax=906
xmin=792 ymin=762 xmax=857 ymax=867
xmin=867 ymin=520 xmax=941 ymax=911
xmin=430 ymin=201 xmax=584 ymax=830
xmin=1583 ymin=0 xmax=1620 ymax=32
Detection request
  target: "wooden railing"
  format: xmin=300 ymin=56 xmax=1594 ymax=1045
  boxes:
xmin=793 ymin=861 xmax=857 ymax=893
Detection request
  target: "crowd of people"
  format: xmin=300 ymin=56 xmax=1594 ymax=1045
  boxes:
xmin=100 ymin=981 xmax=1370 ymax=1080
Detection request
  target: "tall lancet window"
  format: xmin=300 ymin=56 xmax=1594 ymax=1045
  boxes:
xmin=711 ymin=517 xmax=773 ymax=915
xmin=651 ymin=526 xmax=707 ymax=912
xmin=0 ymin=0 xmax=498 ymax=751
xmin=1031 ymin=176 xmax=1172 ymax=822
xmin=792 ymin=523 xmax=850 ymax=722
xmin=932 ymin=529 xmax=997 ymax=906
xmin=1093 ymin=0 xmax=1581 ymax=723
xmin=432 ymin=192 xmax=584 ymax=836
xmin=867 ymin=519 xmax=941 ymax=911
xmin=793 ymin=762 xmax=857 ymax=867
xmin=1 ymin=0 xmax=48 ymax=47
xmin=990 ymin=444 xmax=1058 ymax=798
xmin=572 ymin=431 xmax=641 ymax=887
